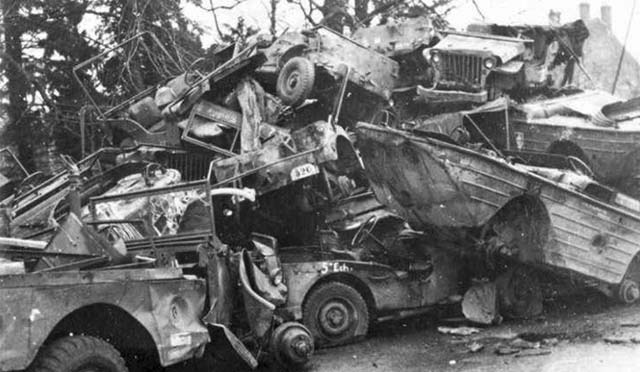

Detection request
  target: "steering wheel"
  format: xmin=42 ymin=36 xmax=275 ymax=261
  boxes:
xmin=567 ymin=156 xmax=595 ymax=178
xmin=350 ymin=215 xmax=379 ymax=248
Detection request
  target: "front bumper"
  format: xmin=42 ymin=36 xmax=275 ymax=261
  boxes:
xmin=416 ymin=85 xmax=487 ymax=103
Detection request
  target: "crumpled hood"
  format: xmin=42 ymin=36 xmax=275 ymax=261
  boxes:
xmin=432 ymin=32 xmax=527 ymax=63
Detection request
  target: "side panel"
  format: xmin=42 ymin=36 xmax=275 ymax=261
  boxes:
xmin=282 ymin=259 xmax=459 ymax=319
xmin=357 ymin=124 xmax=640 ymax=287
xmin=511 ymin=119 xmax=640 ymax=180
xmin=0 ymin=288 xmax=33 ymax=371
xmin=0 ymin=275 xmax=209 ymax=371
xmin=540 ymin=184 xmax=640 ymax=284
xmin=312 ymin=28 xmax=398 ymax=100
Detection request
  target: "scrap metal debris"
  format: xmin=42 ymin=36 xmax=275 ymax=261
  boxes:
xmin=437 ymin=326 xmax=481 ymax=336
xmin=2 ymin=10 xmax=640 ymax=371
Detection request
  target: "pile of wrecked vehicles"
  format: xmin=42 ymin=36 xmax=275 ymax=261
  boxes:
xmin=0 ymin=156 xmax=316 ymax=371
xmin=4 ymin=14 xmax=640 ymax=371
xmin=0 ymin=24 xmax=444 ymax=372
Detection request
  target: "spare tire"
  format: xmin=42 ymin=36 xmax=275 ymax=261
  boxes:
xmin=276 ymin=57 xmax=315 ymax=107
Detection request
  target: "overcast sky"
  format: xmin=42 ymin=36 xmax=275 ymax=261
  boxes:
xmin=185 ymin=0 xmax=640 ymax=59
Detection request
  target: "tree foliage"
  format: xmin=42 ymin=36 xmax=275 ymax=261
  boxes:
xmin=286 ymin=0 xmax=454 ymax=32
xmin=1 ymin=0 xmax=204 ymax=170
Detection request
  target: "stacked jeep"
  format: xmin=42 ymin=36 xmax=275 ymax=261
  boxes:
xmin=4 ymin=14 xmax=640 ymax=371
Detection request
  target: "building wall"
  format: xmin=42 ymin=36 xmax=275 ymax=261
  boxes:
xmin=573 ymin=14 xmax=640 ymax=98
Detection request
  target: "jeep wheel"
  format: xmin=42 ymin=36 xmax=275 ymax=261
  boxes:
xmin=276 ymin=57 xmax=315 ymax=107
xmin=497 ymin=266 xmax=543 ymax=319
xmin=303 ymin=282 xmax=369 ymax=347
xmin=30 ymin=335 xmax=127 ymax=372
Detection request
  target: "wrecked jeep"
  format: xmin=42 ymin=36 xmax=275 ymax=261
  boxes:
xmin=0 ymin=263 xmax=211 ymax=372
xmin=84 ymin=177 xmax=314 ymax=369
xmin=257 ymin=25 xmax=398 ymax=123
xmin=210 ymin=119 xmax=361 ymax=196
xmin=74 ymin=32 xmax=268 ymax=150
xmin=419 ymin=20 xmax=589 ymax=103
xmin=0 ymin=169 xmax=314 ymax=371
xmin=278 ymin=191 xmax=462 ymax=347
xmin=0 ymin=146 xmax=215 ymax=241
xmin=351 ymin=16 xmax=438 ymax=89
xmin=422 ymin=31 xmax=530 ymax=103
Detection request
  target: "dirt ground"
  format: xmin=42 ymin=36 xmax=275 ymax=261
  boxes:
xmin=302 ymin=291 xmax=640 ymax=372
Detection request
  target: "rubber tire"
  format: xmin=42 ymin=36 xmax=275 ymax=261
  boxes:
xmin=29 ymin=335 xmax=128 ymax=372
xmin=497 ymin=267 xmax=543 ymax=319
xmin=276 ymin=57 xmax=315 ymax=107
xmin=303 ymin=282 xmax=369 ymax=348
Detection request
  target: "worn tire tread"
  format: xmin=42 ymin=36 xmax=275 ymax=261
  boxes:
xmin=303 ymin=281 xmax=369 ymax=348
xmin=29 ymin=335 xmax=127 ymax=372
xmin=276 ymin=56 xmax=315 ymax=107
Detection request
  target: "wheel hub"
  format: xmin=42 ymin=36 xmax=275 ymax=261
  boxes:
xmin=319 ymin=301 xmax=351 ymax=335
xmin=619 ymin=279 xmax=640 ymax=304
xmin=287 ymin=73 xmax=300 ymax=90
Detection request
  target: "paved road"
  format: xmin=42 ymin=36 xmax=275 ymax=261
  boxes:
xmin=304 ymin=294 xmax=640 ymax=372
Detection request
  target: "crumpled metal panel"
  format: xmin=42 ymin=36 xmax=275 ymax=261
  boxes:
xmin=212 ymin=120 xmax=349 ymax=194
xmin=238 ymin=250 xmax=276 ymax=339
xmin=356 ymin=123 xmax=640 ymax=285
xmin=0 ymin=269 xmax=209 ymax=371
xmin=260 ymin=27 xmax=399 ymax=100
xmin=310 ymin=27 xmax=398 ymax=100
xmin=352 ymin=16 xmax=435 ymax=56
xmin=433 ymin=32 xmax=526 ymax=63
xmin=518 ymin=90 xmax=621 ymax=120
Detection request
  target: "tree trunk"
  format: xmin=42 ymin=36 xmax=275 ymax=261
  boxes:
xmin=354 ymin=0 xmax=368 ymax=26
xmin=2 ymin=0 xmax=33 ymax=170
xmin=269 ymin=0 xmax=277 ymax=36
xmin=319 ymin=0 xmax=348 ymax=33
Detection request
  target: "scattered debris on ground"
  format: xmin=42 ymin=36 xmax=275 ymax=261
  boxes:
xmin=2 ymin=9 xmax=640 ymax=372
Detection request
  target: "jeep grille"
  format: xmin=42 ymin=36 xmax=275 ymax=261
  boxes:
xmin=438 ymin=53 xmax=484 ymax=87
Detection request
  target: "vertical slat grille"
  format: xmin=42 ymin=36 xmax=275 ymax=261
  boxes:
xmin=164 ymin=153 xmax=214 ymax=181
xmin=439 ymin=53 xmax=483 ymax=86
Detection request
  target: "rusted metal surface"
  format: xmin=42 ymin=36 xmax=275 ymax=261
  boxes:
xmin=260 ymin=26 xmax=399 ymax=100
xmin=352 ymin=16 xmax=436 ymax=57
xmin=280 ymin=248 xmax=460 ymax=322
xmin=421 ymin=31 xmax=528 ymax=102
xmin=356 ymin=123 xmax=640 ymax=288
xmin=417 ymin=84 xmax=488 ymax=103
xmin=433 ymin=32 xmax=528 ymax=66
xmin=212 ymin=120 xmax=355 ymax=195
xmin=457 ymin=92 xmax=640 ymax=188
xmin=420 ymin=20 xmax=589 ymax=103
xmin=278 ymin=193 xmax=461 ymax=326
xmin=2 ymin=152 xmax=146 ymax=240
xmin=0 ymin=268 xmax=209 ymax=371
xmin=84 ymin=180 xmax=313 ymax=366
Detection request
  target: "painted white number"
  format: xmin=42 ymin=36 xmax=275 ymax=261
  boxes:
xmin=320 ymin=262 xmax=352 ymax=274
xmin=291 ymin=163 xmax=320 ymax=181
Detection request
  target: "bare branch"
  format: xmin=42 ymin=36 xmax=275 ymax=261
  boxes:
xmin=197 ymin=0 xmax=249 ymax=11
xmin=208 ymin=0 xmax=225 ymax=40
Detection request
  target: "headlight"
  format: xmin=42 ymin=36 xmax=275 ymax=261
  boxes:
xmin=483 ymin=57 xmax=496 ymax=69
xmin=431 ymin=51 xmax=441 ymax=64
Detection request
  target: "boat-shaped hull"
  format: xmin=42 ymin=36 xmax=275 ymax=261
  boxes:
xmin=356 ymin=123 xmax=640 ymax=286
